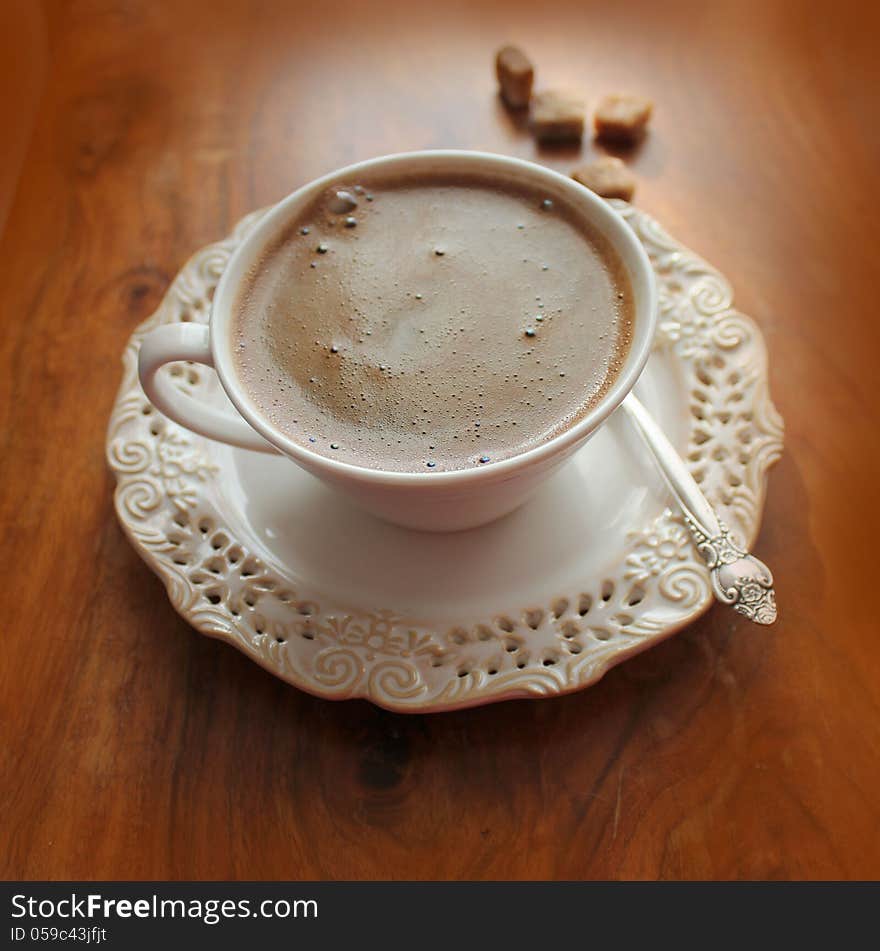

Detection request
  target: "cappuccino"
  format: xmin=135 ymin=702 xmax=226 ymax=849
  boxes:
xmin=232 ymin=170 xmax=634 ymax=472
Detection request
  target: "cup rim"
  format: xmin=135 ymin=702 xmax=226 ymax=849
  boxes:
xmin=210 ymin=149 xmax=657 ymax=487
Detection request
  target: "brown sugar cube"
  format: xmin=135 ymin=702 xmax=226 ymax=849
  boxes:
xmin=495 ymin=45 xmax=534 ymax=108
xmin=594 ymin=94 xmax=653 ymax=143
xmin=571 ymin=157 xmax=637 ymax=201
xmin=530 ymin=89 xmax=585 ymax=143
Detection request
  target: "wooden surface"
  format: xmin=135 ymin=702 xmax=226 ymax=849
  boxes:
xmin=2 ymin=0 xmax=878 ymax=881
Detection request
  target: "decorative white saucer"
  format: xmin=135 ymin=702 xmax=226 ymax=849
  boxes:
xmin=107 ymin=202 xmax=783 ymax=713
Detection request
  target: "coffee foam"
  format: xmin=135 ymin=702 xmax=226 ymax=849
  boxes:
xmin=232 ymin=171 xmax=634 ymax=472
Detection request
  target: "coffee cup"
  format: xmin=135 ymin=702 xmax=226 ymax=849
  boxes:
xmin=138 ymin=150 xmax=657 ymax=531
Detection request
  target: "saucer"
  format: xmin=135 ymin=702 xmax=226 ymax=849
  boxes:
xmin=107 ymin=202 xmax=783 ymax=713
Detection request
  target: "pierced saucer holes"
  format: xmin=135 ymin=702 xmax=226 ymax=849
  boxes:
xmin=496 ymin=616 xmax=515 ymax=634
xmin=627 ymin=584 xmax=646 ymax=607
xmin=542 ymin=654 xmax=559 ymax=667
xmin=226 ymin=545 xmax=243 ymax=566
xmin=591 ymin=627 xmax=612 ymax=642
xmin=240 ymin=556 xmax=260 ymax=578
xmin=524 ymin=608 xmax=544 ymax=631
xmin=205 ymin=588 xmax=222 ymax=606
xmin=600 ymin=579 xmax=614 ymax=603
xmin=297 ymin=601 xmax=318 ymax=617
xmin=210 ymin=532 xmax=230 ymax=552
xmin=560 ymin=619 xmax=580 ymax=639
xmin=449 ymin=626 xmax=468 ymax=645
xmin=551 ymin=598 xmax=569 ymax=620
xmin=577 ymin=593 xmax=593 ymax=617
xmin=476 ymin=625 xmax=494 ymax=642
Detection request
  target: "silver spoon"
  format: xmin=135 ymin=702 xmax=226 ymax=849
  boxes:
xmin=620 ymin=393 xmax=777 ymax=625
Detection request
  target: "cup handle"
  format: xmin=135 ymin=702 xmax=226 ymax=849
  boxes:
xmin=137 ymin=323 xmax=280 ymax=454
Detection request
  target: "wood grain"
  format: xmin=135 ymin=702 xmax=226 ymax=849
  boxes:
xmin=1 ymin=0 xmax=878 ymax=880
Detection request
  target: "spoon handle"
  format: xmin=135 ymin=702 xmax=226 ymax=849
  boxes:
xmin=621 ymin=393 xmax=777 ymax=625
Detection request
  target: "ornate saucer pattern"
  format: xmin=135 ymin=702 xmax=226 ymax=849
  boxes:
xmin=106 ymin=202 xmax=783 ymax=713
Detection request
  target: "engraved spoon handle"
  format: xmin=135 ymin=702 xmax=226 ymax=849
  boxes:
xmin=621 ymin=393 xmax=777 ymax=625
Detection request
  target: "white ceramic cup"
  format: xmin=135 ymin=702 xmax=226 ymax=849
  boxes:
xmin=138 ymin=150 xmax=657 ymax=532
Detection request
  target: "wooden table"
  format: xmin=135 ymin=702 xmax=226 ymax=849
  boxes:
xmin=2 ymin=0 xmax=878 ymax=880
